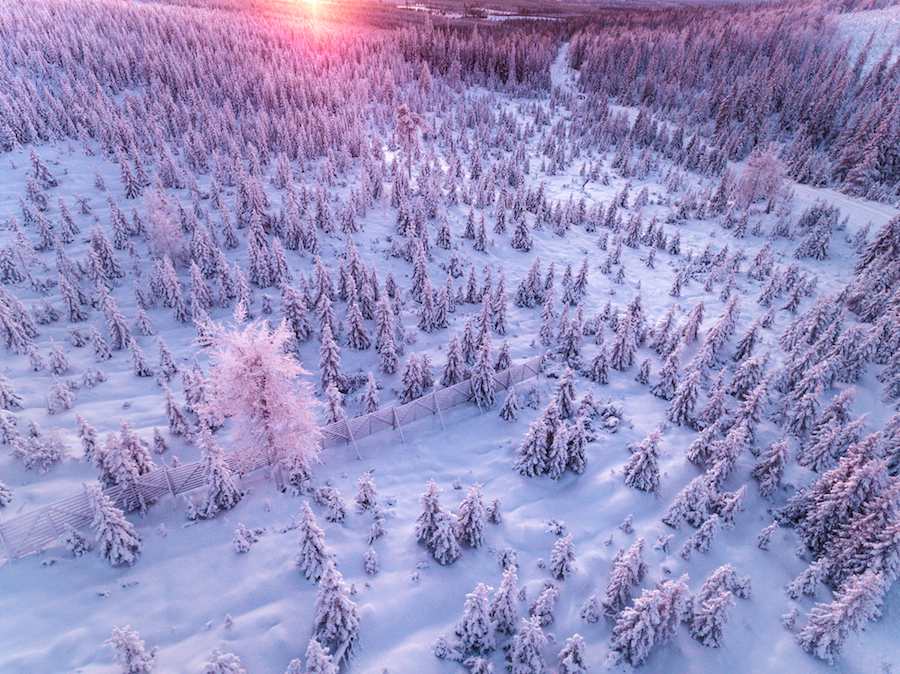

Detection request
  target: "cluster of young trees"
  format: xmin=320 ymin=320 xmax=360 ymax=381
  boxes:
xmin=433 ymin=525 xmax=584 ymax=672
xmin=514 ymin=369 xmax=589 ymax=479
xmin=416 ymin=480 xmax=498 ymax=565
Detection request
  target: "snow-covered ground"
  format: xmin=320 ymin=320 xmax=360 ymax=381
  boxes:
xmin=1 ymin=4 xmax=899 ymax=674
xmin=835 ymin=4 xmax=900 ymax=73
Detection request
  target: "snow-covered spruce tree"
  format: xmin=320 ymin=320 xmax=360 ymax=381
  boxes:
xmin=580 ymin=595 xmax=600 ymax=624
xmin=314 ymin=561 xmax=360 ymax=662
xmin=470 ymin=335 xmax=496 ymax=409
xmin=360 ymin=373 xmax=380 ymax=415
xmin=786 ymin=557 xmax=830 ymax=599
xmin=708 ymin=419 xmax=752 ymax=488
xmin=93 ymin=432 xmax=142 ymax=510
xmin=128 ymin=338 xmax=153 ymax=378
xmin=681 ymin=513 xmax=720 ymax=560
xmin=515 ymin=257 xmax=543 ymax=308
xmin=550 ymin=534 xmax=575 ymax=580
xmin=162 ymin=384 xmax=191 ymax=437
xmin=156 ymin=337 xmax=178 ymax=383
xmin=753 ymin=435 xmax=792 ymax=499
xmin=610 ymin=576 xmax=690 ymax=666
xmin=296 ymin=501 xmax=334 ymax=582
xmin=456 ymin=483 xmax=486 ymax=548
xmin=796 ymin=435 xmax=892 ymax=558
xmin=198 ymin=427 xmax=242 ymax=517
xmin=566 ymin=413 xmax=588 ymax=474
xmin=399 ymin=353 xmax=425 ymax=403
xmin=507 ymin=616 xmax=547 ymax=674
xmin=456 ymin=583 xmax=496 ymax=655
xmin=492 ymin=272 xmax=508 ymax=336
xmin=716 ymin=485 xmax=748 ymax=531
xmin=45 ymin=376 xmax=75 ymax=415
xmin=797 ymin=571 xmax=887 ymax=664
xmin=490 ymin=564 xmax=520 ymax=636
xmin=85 ymin=484 xmax=141 ymax=567
xmin=602 ymin=538 xmax=648 ymax=618
xmin=691 ymin=586 xmax=734 ymax=647
xmin=415 ymin=479 xmax=445 ymax=547
xmin=355 ymin=471 xmax=378 ymax=513
xmin=363 ymin=547 xmax=379 ymax=576
xmin=511 ymin=216 xmax=533 ymax=252
xmin=546 ymin=421 xmax=571 ymax=480
xmin=800 ymin=414 xmax=868 ymax=474
xmin=0 ymin=411 xmax=20 ymax=446
xmin=430 ymin=508 xmax=462 ymax=565
xmin=233 ymin=523 xmax=258 ymax=553
xmin=282 ymin=285 xmax=313 ymax=345
xmin=608 ymin=305 xmax=637 ymax=371
xmin=555 ymin=368 xmax=577 ymax=419
xmin=298 ymin=638 xmax=338 ymax=674
xmin=107 ymin=625 xmax=157 ymax=674
xmin=346 ymin=301 xmax=370 ymax=350
xmin=152 ymin=429 xmax=167 ymax=455
xmin=203 ymin=648 xmax=245 ymax=674
xmin=515 ymin=417 xmax=552 ymax=477
xmin=539 ymin=288 xmax=556 ymax=347
xmin=441 ymin=332 xmax=467 ymax=387
xmin=416 ymin=479 xmax=460 ymax=564
xmin=324 ymin=383 xmax=343 ymax=424
xmin=0 ymin=479 xmax=12 ymax=507
xmin=631 ymin=352 xmax=650 ymax=384
xmin=687 ymin=417 xmax=723 ymax=467
xmin=667 ymin=366 xmax=702 ymax=427
xmin=668 ymin=471 xmax=717 ymax=529
xmin=499 ymin=387 xmax=519 ymax=421
xmin=378 ymin=326 xmax=398 ymax=375
xmin=586 ymin=346 xmax=609 ymax=384
xmin=200 ymin=311 xmax=321 ymax=490
xmin=650 ymin=346 xmax=681 ymax=400
xmin=558 ymin=634 xmax=588 ymax=674
xmin=114 ymin=425 xmax=151 ymax=484
xmin=59 ymin=523 xmax=91 ymax=556
xmin=624 ymin=425 xmax=662 ymax=492
xmin=494 ymin=339 xmax=512 ymax=372
xmin=319 ymin=323 xmax=343 ymax=391
xmin=728 ymin=350 xmax=771 ymax=401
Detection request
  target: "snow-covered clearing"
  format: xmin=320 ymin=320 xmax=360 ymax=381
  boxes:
xmin=835 ymin=4 xmax=900 ymax=73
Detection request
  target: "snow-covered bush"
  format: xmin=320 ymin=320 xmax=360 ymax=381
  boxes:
xmin=59 ymin=524 xmax=92 ymax=557
xmin=107 ymin=625 xmax=157 ymax=674
xmin=233 ymin=524 xmax=258 ymax=553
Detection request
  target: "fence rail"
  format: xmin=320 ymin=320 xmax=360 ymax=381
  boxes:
xmin=0 ymin=355 xmax=544 ymax=563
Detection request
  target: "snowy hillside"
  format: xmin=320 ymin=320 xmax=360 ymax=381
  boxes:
xmin=836 ymin=4 xmax=900 ymax=73
xmin=0 ymin=1 xmax=899 ymax=673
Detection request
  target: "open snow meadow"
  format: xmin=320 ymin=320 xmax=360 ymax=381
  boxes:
xmin=1 ymin=0 xmax=900 ymax=672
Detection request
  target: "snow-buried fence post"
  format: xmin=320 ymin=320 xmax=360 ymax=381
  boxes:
xmin=0 ymin=522 xmax=14 ymax=562
xmin=433 ymin=391 xmax=445 ymax=430
xmin=392 ymin=407 xmax=406 ymax=444
xmin=344 ymin=415 xmax=362 ymax=460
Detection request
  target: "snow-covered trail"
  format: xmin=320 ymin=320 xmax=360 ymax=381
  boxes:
xmin=550 ymin=41 xmax=577 ymax=96
xmin=791 ymin=182 xmax=899 ymax=232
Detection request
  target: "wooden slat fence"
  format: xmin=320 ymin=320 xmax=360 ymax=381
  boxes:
xmin=0 ymin=355 xmax=544 ymax=563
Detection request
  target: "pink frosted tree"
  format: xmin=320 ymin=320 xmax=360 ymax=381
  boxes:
xmin=200 ymin=309 xmax=321 ymax=490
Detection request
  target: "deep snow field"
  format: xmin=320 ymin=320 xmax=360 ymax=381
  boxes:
xmin=1 ymin=1 xmax=900 ymax=673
